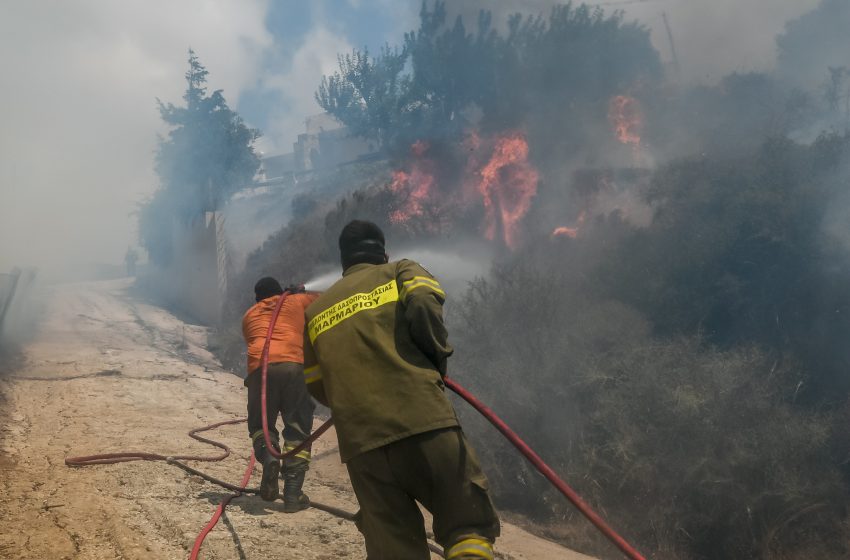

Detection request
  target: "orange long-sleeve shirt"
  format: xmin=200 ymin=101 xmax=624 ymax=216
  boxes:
xmin=242 ymin=292 xmax=319 ymax=375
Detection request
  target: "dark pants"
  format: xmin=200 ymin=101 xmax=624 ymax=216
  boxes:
xmin=346 ymin=427 xmax=500 ymax=559
xmin=246 ymin=362 xmax=315 ymax=471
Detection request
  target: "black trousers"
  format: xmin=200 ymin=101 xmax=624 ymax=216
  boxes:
xmin=246 ymin=362 xmax=315 ymax=470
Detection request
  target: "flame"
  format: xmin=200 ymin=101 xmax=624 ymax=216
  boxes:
xmin=388 ymin=131 xmax=539 ymax=249
xmin=389 ymin=142 xmax=437 ymax=225
xmin=552 ymin=226 xmax=579 ymax=238
xmin=476 ymin=132 xmax=539 ymax=249
xmin=411 ymin=139 xmax=429 ymax=158
xmin=608 ymin=95 xmax=643 ymax=148
xmin=552 ymin=210 xmax=586 ymax=239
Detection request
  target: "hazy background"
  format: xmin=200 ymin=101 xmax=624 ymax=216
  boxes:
xmin=0 ymin=0 xmax=823 ymax=278
xmin=449 ymin=0 xmax=822 ymax=82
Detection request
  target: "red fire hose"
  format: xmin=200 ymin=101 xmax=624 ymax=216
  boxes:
xmin=188 ymin=451 xmax=256 ymax=559
xmin=66 ymin=417 xmax=245 ymax=467
xmin=445 ymin=377 xmax=646 ymax=560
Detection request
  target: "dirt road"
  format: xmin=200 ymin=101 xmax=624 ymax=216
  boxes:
xmin=0 ymin=279 xmax=593 ymax=559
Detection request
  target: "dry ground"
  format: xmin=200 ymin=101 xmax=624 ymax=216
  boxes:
xmin=0 ymin=279 xmax=593 ymax=559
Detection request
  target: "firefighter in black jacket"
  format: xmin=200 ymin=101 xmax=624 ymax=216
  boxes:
xmin=303 ymin=220 xmax=500 ymax=560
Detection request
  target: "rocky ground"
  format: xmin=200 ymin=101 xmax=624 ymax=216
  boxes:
xmin=0 ymin=279 xmax=593 ymax=559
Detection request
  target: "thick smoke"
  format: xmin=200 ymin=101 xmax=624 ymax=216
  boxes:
xmin=777 ymin=0 xmax=850 ymax=88
xmin=0 ymin=1 xmax=271 ymax=282
xmin=253 ymin=25 xmax=354 ymax=154
xmin=2 ymin=0 xmax=826 ymax=283
xmin=0 ymin=268 xmax=43 ymax=368
xmin=442 ymin=0 xmax=821 ymax=83
xmin=304 ymin=245 xmax=492 ymax=295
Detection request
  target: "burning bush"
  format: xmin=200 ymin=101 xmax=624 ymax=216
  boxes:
xmin=386 ymin=131 xmax=539 ymax=248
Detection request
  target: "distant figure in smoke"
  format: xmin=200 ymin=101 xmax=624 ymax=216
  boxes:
xmin=303 ymin=220 xmax=500 ymax=559
xmin=242 ymin=277 xmax=318 ymax=511
xmin=124 ymin=246 xmax=138 ymax=277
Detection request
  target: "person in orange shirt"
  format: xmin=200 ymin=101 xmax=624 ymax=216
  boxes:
xmin=242 ymin=277 xmax=318 ymax=511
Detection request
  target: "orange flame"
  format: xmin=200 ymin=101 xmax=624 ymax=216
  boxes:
xmin=477 ymin=132 xmax=539 ymax=249
xmin=608 ymin=95 xmax=643 ymax=148
xmin=411 ymin=139 xmax=429 ymax=158
xmin=388 ymin=131 xmax=539 ymax=248
xmin=389 ymin=142 xmax=436 ymax=225
xmin=552 ymin=210 xmax=586 ymax=239
xmin=552 ymin=226 xmax=579 ymax=238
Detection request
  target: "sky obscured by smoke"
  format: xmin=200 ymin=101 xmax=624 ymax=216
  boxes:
xmin=443 ymin=0 xmax=821 ymax=83
xmin=0 ymin=0 xmax=826 ymax=278
xmin=0 ymin=1 xmax=271 ymax=277
xmin=621 ymin=0 xmax=821 ymax=82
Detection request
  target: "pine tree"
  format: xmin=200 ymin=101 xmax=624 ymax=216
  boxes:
xmin=140 ymin=49 xmax=260 ymax=265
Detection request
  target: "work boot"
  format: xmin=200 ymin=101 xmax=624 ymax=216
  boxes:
xmin=282 ymin=470 xmax=310 ymax=513
xmin=258 ymin=446 xmax=281 ymax=502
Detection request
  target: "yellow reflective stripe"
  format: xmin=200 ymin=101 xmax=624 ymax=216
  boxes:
xmin=402 ymin=275 xmax=441 ymax=290
xmin=399 ymin=276 xmax=445 ymax=301
xmin=446 ymin=545 xmax=493 ymax=560
xmin=304 ymin=365 xmax=322 ymax=384
xmin=285 ymin=450 xmax=311 ymax=461
xmin=250 ymin=430 xmax=265 ymax=443
xmin=283 ymin=443 xmax=312 ymax=461
xmin=401 ymin=280 xmax=446 ymax=299
xmin=307 ymin=279 xmax=398 ymax=342
xmin=446 ymin=538 xmax=493 ymax=560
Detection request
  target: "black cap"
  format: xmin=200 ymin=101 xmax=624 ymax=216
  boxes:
xmin=339 ymin=220 xmax=387 ymax=270
xmin=254 ymin=277 xmax=283 ymax=302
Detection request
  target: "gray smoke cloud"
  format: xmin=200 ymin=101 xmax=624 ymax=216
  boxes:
xmin=0 ymin=1 xmax=271 ymax=279
xmin=251 ymin=25 xmax=353 ymax=156
xmin=441 ymin=0 xmax=821 ymax=83
xmin=0 ymin=0 xmax=830 ymax=283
